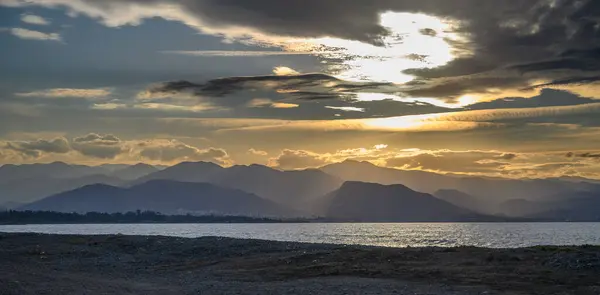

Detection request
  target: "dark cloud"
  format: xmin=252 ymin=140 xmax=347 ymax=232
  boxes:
xmin=510 ymin=59 xmax=600 ymax=74
xmin=567 ymin=152 xmax=600 ymax=159
xmin=400 ymin=0 xmax=600 ymax=98
xmin=8 ymin=0 xmax=600 ymax=100
xmin=148 ymin=74 xmax=392 ymax=100
xmin=466 ymin=89 xmax=597 ymax=110
xmin=5 ymin=137 xmax=70 ymax=158
xmin=419 ymin=28 xmax=437 ymax=37
xmin=403 ymin=75 xmax=530 ymax=101
xmin=579 ymin=153 xmax=600 ymax=158
xmin=525 ymin=76 xmax=600 ymax=90
xmin=143 ymin=74 xmax=459 ymax=120
xmin=73 ymin=133 xmax=121 ymax=144
xmin=498 ymin=153 xmax=518 ymax=161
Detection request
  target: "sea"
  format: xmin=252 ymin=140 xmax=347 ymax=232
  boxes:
xmin=1 ymin=222 xmax=600 ymax=248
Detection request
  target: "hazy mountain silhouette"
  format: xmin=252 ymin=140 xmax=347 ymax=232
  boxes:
xmin=134 ymin=161 xmax=223 ymax=183
xmin=111 ymin=163 xmax=159 ymax=180
xmin=21 ymin=180 xmax=295 ymax=216
xmin=497 ymin=199 xmax=542 ymax=217
xmin=98 ymin=164 xmax=132 ymax=172
xmin=434 ymin=189 xmax=496 ymax=214
xmin=499 ymin=191 xmax=600 ymax=221
xmin=0 ymin=162 xmax=166 ymax=205
xmin=321 ymin=160 xmax=595 ymax=203
xmin=0 ymin=174 xmax=124 ymax=204
xmin=321 ymin=181 xmax=477 ymax=222
xmin=5 ymin=160 xmax=600 ymax=221
xmin=135 ymin=162 xmax=343 ymax=208
xmin=532 ymin=192 xmax=600 ymax=221
xmin=0 ymin=162 xmax=108 ymax=184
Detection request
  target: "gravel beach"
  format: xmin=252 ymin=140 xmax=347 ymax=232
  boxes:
xmin=1 ymin=233 xmax=599 ymax=294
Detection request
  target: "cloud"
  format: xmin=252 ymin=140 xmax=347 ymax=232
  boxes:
xmin=20 ymin=14 xmax=50 ymax=25
xmin=5 ymin=28 xmax=60 ymax=41
xmin=71 ymin=133 xmax=124 ymax=159
xmin=267 ymin=146 xmax=598 ymax=179
xmin=567 ymin=152 xmax=600 ymax=159
xmin=268 ymin=149 xmax=331 ymax=170
xmin=91 ymin=103 xmax=128 ymax=110
xmin=498 ymin=153 xmax=517 ymax=160
xmin=133 ymin=103 xmax=216 ymax=113
xmin=71 ymin=134 xmax=232 ymax=164
xmin=146 ymin=73 xmax=393 ymax=102
xmin=4 ymin=137 xmax=70 ymax=158
xmin=325 ymin=106 xmax=365 ymax=112
xmin=135 ymin=140 xmax=230 ymax=165
xmin=248 ymin=148 xmax=268 ymax=156
xmin=246 ymin=98 xmax=299 ymax=109
xmin=268 ymin=144 xmax=395 ymax=170
xmin=385 ymin=151 xmax=510 ymax=173
xmin=162 ymin=50 xmax=313 ymax=57
xmin=246 ymin=98 xmax=275 ymax=108
xmin=0 ymin=0 xmax=394 ymax=45
xmin=273 ymin=67 xmax=300 ymax=76
xmin=271 ymin=102 xmax=299 ymax=109
xmin=0 ymin=133 xmax=232 ymax=164
xmin=6 ymin=0 xmax=600 ymax=102
xmin=16 ymin=88 xmax=111 ymax=98
xmin=466 ymin=89 xmax=597 ymax=110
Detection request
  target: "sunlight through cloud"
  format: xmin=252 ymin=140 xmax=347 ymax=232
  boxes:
xmin=287 ymin=12 xmax=468 ymax=84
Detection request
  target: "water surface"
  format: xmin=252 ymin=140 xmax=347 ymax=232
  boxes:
xmin=2 ymin=223 xmax=599 ymax=248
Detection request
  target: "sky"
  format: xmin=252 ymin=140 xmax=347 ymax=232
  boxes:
xmin=1 ymin=0 xmax=600 ymax=179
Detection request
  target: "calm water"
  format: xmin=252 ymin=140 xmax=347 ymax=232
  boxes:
xmin=1 ymin=223 xmax=600 ymax=248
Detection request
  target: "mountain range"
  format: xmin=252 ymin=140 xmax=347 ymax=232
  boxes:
xmin=4 ymin=160 xmax=600 ymax=221
xmin=22 ymin=180 xmax=294 ymax=217
xmin=321 ymin=160 xmax=594 ymax=203
xmin=322 ymin=182 xmax=476 ymax=222
xmin=0 ymin=162 xmax=160 ymax=204
xmin=134 ymin=162 xmax=343 ymax=208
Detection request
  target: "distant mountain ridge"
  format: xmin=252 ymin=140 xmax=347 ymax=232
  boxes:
xmin=321 ymin=160 xmax=599 ymax=203
xmin=112 ymin=163 xmax=159 ymax=180
xmin=0 ymin=162 xmax=163 ymax=204
xmin=320 ymin=181 xmax=479 ymax=222
xmin=0 ymin=162 xmax=106 ymax=184
xmin=135 ymin=162 xmax=343 ymax=208
xmin=5 ymin=160 xmax=600 ymax=221
xmin=21 ymin=180 xmax=295 ymax=217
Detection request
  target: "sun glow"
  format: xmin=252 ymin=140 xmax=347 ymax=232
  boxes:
xmin=287 ymin=12 xmax=468 ymax=84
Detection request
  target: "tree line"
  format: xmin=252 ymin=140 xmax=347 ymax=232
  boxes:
xmin=0 ymin=210 xmax=310 ymax=224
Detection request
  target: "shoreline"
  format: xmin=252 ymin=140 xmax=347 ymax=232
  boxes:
xmin=2 ymin=220 xmax=600 ymax=228
xmin=1 ymin=233 xmax=599 ymax=294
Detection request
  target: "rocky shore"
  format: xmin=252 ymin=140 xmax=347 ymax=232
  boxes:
xmin=1 ymin=233 xmax=599 ymax=294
